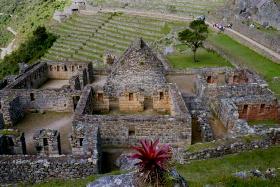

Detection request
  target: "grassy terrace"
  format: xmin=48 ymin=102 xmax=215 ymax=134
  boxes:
xmin=28 ymin=147 xmax=280 ymax=187
xmin=177 ymin=146 xmax=280 ymax=186
xmin=88 ymin=0 xmax=225 ymax=17
xmin=208 ymin=32 xmax=280 ymax=96
xmin=42 ymin=13 xmax=167 ymax=66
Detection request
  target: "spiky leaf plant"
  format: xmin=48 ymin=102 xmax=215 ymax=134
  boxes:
xmin=131 ymin=139 xmax=172 ymax=186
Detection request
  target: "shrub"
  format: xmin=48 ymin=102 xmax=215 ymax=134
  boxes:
xmin=0 ymin=26 xmax=57 ymax=79
xmin=131 ymin=139 xmax=172 ymax=186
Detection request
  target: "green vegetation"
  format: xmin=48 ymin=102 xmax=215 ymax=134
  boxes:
xmin=0 ymin=26 xmax=56 ymax=79
xmin=167 ymin=47 xmax=232 ymax=69
xmin=0 ymin=0 xmax=70 ymax=47
xmin=178 ymin=20 xmax=208 ymax=62
xmin=43 ymin=13 xmax=168 ymax=63
xmin=186 ymin=141 xmax=220 ymax=153
xmin=208 ymin=32 xmax=280 ymax=96
xmin=187 ymin=135 xmax=264 ymax=153
xmin=0 ymin=129 xmax=19 ymax=136
xmin=248 ymin=119 xmax=280 ymax=127
xmin=177 ymin=147 xmax=280 ymax=186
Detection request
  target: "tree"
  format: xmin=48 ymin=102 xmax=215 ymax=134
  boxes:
xmin=178 ymin=20 xmax=208 ymax=62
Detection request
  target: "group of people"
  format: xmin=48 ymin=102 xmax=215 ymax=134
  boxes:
xmin=213 ymin=23 xmax=233 ymax=32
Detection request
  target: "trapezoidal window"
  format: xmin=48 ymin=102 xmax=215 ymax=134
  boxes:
xmin=233 ymin=75 xmax=239 ymax=83
xmin=43 ymin=138 xmax=48 ymax=146
xmin=30 ymin=93 xmax=35 ymax=101
xmin=260 ymin=104 xmax=265 ymax=113
xmin=97 ymin=93 xmax=104 ymax=102
xmin=79 ymin=138 xmax=83 ymax=146
xmin=57 ymin=66 xmax=60 ymax=71
xmin=159 ymin=92 xmax=164 ymax=100
xmin=207 ymin=76 xmax=213 ymax=83
xmin=64 ymin=65 xmax=68 ymax=71
xmin=242 ymin=104 xmax=248 ymax=114
xmin=129 ymin=127 xmax=135 ymax=136
xmin=129 ymin=93 xmax=133 ymax=101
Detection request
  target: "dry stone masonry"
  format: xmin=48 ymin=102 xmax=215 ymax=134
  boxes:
xmin=0 ymin=38 xmax=279 ymax=184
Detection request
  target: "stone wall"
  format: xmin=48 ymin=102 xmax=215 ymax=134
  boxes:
xmin=74 ymin=115 xmax=191 ymax=146
xmin=69 ymin=75 xmax=81 ymax=90
xmin=119 ymin=91 xmax=144 ymax=113
xmin=33 ymin=129 xmax=61 ymax=156
xmin=1 ymin=96 xmax=24 ymax=128
xmin=0 ymin=155 xmax=98 ymax=184
xmin=47 ymin=61 xmax=91 ymax=80
xmin=234 ymin=95 xmax=279 ymax=121
xmin=178 ymin=129 xmax=280 ymax=163
xmin=92 ymin=88 xmax=110 ymax=113
xmin=0 ymin=130 xmax=25 ymax=155
xmin=5 ymin=62 xmax=48 ymax=89
xmin=6 ymin=89 xmax=80 ymax=112
xmin=73 ymin=84 xmax=192 ymax=147
xmin=152 ymin=88 xmax=170 ymax=113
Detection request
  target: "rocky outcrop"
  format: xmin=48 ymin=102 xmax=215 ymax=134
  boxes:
xmin=87 ymin=170 xmax=188 ymax=187
xmin=225 ymin=0 xmax=280 ymax=29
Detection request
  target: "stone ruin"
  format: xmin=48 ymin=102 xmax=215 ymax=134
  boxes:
xmin=33 ymin=129 xmax=61 ymax=156
xmin=0 ymin=38 xmax=279 ymax=183
xmin=53 ymin=0 xmax=87 ymax=22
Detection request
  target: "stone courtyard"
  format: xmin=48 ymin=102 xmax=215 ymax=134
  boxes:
xmin=0 ymin=38 xmax=279 ymax=183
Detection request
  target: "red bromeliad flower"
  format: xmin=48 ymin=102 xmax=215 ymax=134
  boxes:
xmin=131 ymin=139 xmax=172 ymax=173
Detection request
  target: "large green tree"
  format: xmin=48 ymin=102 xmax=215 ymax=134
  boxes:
xmin=178 ymin=20 xmax=208 ymax=62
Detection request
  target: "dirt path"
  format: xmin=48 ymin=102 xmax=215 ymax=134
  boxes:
xmin=0 ymin=27 xmax=17 ymax=59
xmin=81 ymin=8 xmax=280 ymax=63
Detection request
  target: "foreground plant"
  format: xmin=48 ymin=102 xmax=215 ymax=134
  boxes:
xmin=131 ymin=139 xmax=172 ymax=186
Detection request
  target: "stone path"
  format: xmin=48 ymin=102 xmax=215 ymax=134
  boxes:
xmin=82 ymin=8 xmax=280 ymax=63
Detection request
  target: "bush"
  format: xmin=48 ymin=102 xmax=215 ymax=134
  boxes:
xmin=131 ymin=139 xmax=172 ymax=186
xmin=0 ymin=26 xmax=57 ymax=79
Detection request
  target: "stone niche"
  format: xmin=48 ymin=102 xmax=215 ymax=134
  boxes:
xmin=70 ymin=126 xmax=84 ymax=155
xmin=204 ymin=73 xmax=219 ymax=84
xmin=92 ymin=90 xmax=110 ymax=113
xmin=33 ymin=129 xmax=61 ymax=156
xmin=152 ymin=89 xmax=170 ymax=113
xmin=119 ymin=91 xmax=144 ymax=113
xmin=227 ymin=69 xmax=249 ymax=85
xmin=237 ymin=102 xmax=279 ymax=121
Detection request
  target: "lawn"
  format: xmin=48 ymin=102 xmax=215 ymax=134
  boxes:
xmin=177 ymin=146 xmax=280 ymax=187
xmin=208 ymin=32 xmax=280 ymax=96
xmin=248 ymin=119 xmax=280 ymax=127
xmin=167 ymin=47 xmax=233 ymax=69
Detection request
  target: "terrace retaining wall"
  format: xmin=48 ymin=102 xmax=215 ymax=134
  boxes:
xmin=176 ymin=129 xmax=280 ymax=163
xmin=0 ymin=155 xmax=98 ymax=184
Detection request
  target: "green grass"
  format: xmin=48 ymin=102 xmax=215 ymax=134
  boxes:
xmin=177 ymin=146 xmax=280 ymax=186
xmin=248 ymin=119 xmax=280 ymax=127
xmin=0 ymin=0 xmax=71 ymax=47
xmin=167 ymin=47 xmax=232 ymax=69
xmin=0 ymin=129 xmax=20 ymax=136
xmin=208 ymin=32 xmax=280 ymax=96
